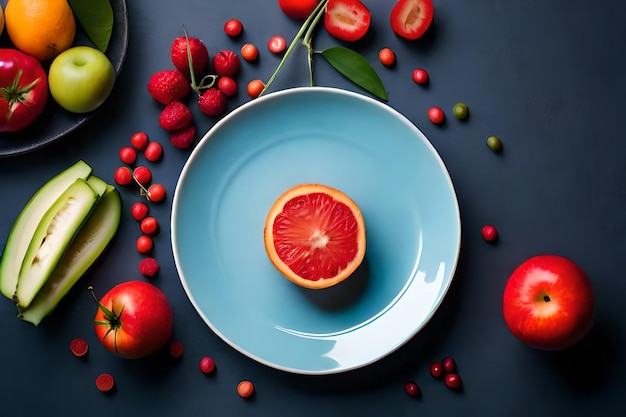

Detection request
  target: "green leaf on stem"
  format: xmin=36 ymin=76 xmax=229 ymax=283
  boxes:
xmin=321 ymin=47 xmax=388 ymax=101
xmin=68 ymin=0 xmax=114 ymax=52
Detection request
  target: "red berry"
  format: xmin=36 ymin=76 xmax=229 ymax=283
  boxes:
xmin=131 ymin=202 xmax=149 ymax=221
xmin=148 ymin=184 xmax=166 ymax=203
xmin=378 ymin=47 xmax=396 ymax=67
xmin=218 ymin=76 xmax=238 ymax=97
xmin=170 ymin=125 xmax=196 ymax=149
xmin=198 ymin=88 xmax=227 ymax=116
xmin=95 ymin=373 xmax=115 ymax=392
xmin=240 ymin=43 xmax=259 ymax=61
xmin=159 ymin=100 xmax=193 ymax=131
xmin=136 ymin=235 xmax=153 ymax=254
xmin=237 ymin=380 xmax=254 ymax=398
xmin=119 ymin=146 xmax=136 ymax=165
xmin=139 ymin=257 xmax=160 ymax=277
xmin=428 ymin=106 xmax=445 ymax=124
xmin=199 ymin=356 xmax=215 ymax=374
xmin=213 ymin=50 xmax=241 ymax=77
xmin=144 ymin=141 xmax=163 ymax=162
xmin=267 ymin=35 xmax=287 ymax=54
xmin=133 ymin=166 xmax=152 ymax=185
xmin=169 ymin=340 xmax=184 ymax=359
xmin=130 ymin=131 xmax=149 ymax=150
xmin=140 ymin=216 xmax=159 ymax=235
xmin=114 ymin=166 xmax=132 ymax=186
xmin=147 ymin=69 xmax=191 ymax=105
xmin=247 ymin=79 xmax=265 ymax=99
xmin=70 ymin=338 xmax=89 ymax=357
xmin=442 ymin=356 xmax=456 ymax=373
xmin=224 ymin=18 xmax=243 ymax=37
xmin=412 ymin=68 xmax=429 ymax=85
xmin=170 ymin=36 xmax=209 ymax=77
xmin=430 ymin=361 xmax=443 ymax=379
xmin=444 ymin=373 xmax=462 ymax=390
xmin=482 ymin=225 xmax=498 ymax=242
xmin=404 ymin=381 xmax=421 ymax=397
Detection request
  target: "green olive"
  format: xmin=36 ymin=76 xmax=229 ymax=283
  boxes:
xmin=486 ymin=135 xmax=503 ymax=152
xmin=453 ymin=103 xmax=469 ymax=120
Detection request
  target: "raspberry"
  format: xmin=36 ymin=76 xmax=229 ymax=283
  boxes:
xmin=147 ymin=70 xmax=191 ymax=105
xmin=170 ymin=124 xmax=196 ymax=149
xmin=212 ymin=50 xmax=240 ymax=77
xmin=159 ymin=101 xmax=193 ymax=131
xmin=139 ymin=257 xmax=159 ymax=277
xmin=198 ymin=88 xmax=227 ymax=116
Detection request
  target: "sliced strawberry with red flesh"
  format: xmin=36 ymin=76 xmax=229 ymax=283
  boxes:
xmin=324 ymin=0 xmax=371 ymax=42
xmin=390 ymin=0 xmax=434 ymax=40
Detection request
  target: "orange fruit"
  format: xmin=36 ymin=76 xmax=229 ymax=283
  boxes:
xmin=4 ymin=0 xmax=76 ymax=61
xmin=264 ymin=184 xmax=366 ymax=290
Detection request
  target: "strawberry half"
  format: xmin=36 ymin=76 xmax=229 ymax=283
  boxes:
xmin=171 ymin=36 xmax=209 ymax=78
xmin=324 ymin=0 xmax=371 ymax=42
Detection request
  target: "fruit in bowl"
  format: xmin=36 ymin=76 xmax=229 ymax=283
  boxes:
xmin=48 ymin=46 xmax=116 ymax=113
xmin=502 ymin=254 xmax=595 ymax=350
xmin=263 ymin=183 xmax=366 ymax=290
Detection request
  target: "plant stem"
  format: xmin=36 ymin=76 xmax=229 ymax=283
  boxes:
xmin=260 ymin=0 xmax=328 ymax=96
xmin=302 ymin=1 xmax=326 ymax=87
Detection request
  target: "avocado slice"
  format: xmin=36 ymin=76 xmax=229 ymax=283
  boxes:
xmin=0 ymin=161 xmax=92 ymax=300
xmin=15 ymin=178 xmax=101 ymax=309
xmin=19 ymin=184 xmax=121 ymax=325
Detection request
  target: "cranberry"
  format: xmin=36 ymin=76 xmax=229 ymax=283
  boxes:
xmin=267 ymin=35 xmax=287 ymax=54
xmin=199 ymin=356 xmax=215 ymax=374
xmin=119 ymin=146 xmax=136 ymax=165
xmin=430 ymin=361 xmax=443 ymax=379
xmin=224 ymin=18 xmax=243 ymax=37
xmin=130 ymin=202 xmax=149 ymax=221
xmin=404 ymin=381 xmax=421 ymax=397
xmin=169 ymin=340 xmax=184 ymax=359
xmin=218 ymin=76 xmax=238 ymax=97
xmin=113 ymin=166 xmax=132 ymax=186
xmin=482 ymin=225 xmax=498 ymax=242
xmin=136 ymin=235 xmax=153 ymax=254
xmin=442 ymin=356 xmax=456 ymax=373
xmin=133 ymin=166 xmax=152 ymax=185
xmin=428 ymin=106 xmax=445 ymax=124
xmin=130 ymin=131 xmax=149 ymax=150
xmin=412 ymin=68 xmax=429 ymax=85
xmin=144 ymin=141 xmax=163 ymax=162
xmin=378 ymin=47 xmax=396 ymax=67
xmin=237 ymin=380 xmax=254 ymax=398
xmin=444 ymin=373 xmax=462 ymax=390
xmin=147 ymin=184 xmax=166 ymax=203
xmin=240 ymin=43 xmax=259 ymax=61
xmin=140 ymin=216 xmax=159 ymax=235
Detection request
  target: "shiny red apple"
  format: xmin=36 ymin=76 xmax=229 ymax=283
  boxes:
xmin=503 ymin=254 xmax=595 ymax=350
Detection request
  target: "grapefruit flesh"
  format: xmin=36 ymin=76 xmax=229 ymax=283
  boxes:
xmin=264 ymin=184 xmax=366 ymax=290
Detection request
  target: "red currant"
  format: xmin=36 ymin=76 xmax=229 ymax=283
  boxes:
xmin=130 ymin=131 xmax=149 ymax=150
xmin=224 ymin=18 xmax=243 ymax=37
xmin=136 ymin=235 xmax=153 ymax=254
xmin=130 ymin=202 xmax=149 ymax=221
xmin=428 ymin=107 xmax=445 ymax=124
xmin=218 ymin=76 xmax=238 ymax=97
xmin=412 ymin=68 xmax=429 ymax=85
xmin=113 ymin=166 xmax=132 ymax=186
xmin=482 ymin=225 xmax=498 ymax=242
xmin=147 ymin=184 xmax=166 ymax=203
xmin=119 ymin=146 xmax=136 ymax=165
xmin=267 ymin=35 xmax=287 ymax=54
xmin=444 ymin=373 xmax=462 ymax=389
xmin=430 ymin=361 xmax=443 ymax=379
xmin=404 ymin=381 xmax=421 ymax=397
xmin=378 ymin=47 xmax=396 ymax=67
xmin=133 ymin=166 xmax=152 ymax=185
xmin=199 ymin=356 xmax=215 ymax=374
xmin=144 ymin=141 xmax=163 ymax=162
xmin=140 ymin=216 xmax=159 ymax=235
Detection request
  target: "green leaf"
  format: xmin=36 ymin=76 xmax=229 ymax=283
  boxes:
xmin=68 ymin=0 xmax=114 ymax=52
xmin=321 ymin=47 xmax=388 ymax=101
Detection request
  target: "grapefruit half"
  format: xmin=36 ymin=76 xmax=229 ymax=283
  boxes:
xmin=264 ymin=184 xmax=366 ymax=290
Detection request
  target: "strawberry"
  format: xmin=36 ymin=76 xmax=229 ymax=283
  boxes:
xmin=198 ymin=88 xmax=227 ymax=116
xmin=170 ymin=124 xmax=196 ymax=149
xmin=212 ymin=50 xmax=241 ymax=77
xmin=147 ymin=70 xmax=191 ymax=105
xmin=159 ymin=101 xmax=193 ymax=131
xmin=171 ymin=36 xmax=209 ymax=78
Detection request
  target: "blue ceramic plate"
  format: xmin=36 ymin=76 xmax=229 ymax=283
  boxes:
xmin=172 ymin=87 xmax=461 ymax=375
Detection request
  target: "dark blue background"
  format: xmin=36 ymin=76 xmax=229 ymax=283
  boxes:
xmin=1 ymin=1 xmax=624 ymax=415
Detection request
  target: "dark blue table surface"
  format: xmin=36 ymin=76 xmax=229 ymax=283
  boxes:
xmin=1 ymin=1 xmax=625 ymax=416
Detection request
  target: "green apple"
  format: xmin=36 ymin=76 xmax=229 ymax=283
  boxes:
xmin=48 ymin=46 xmax=116 ymax=113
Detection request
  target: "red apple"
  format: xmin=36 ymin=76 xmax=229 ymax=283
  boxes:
xmin=503 ymin=254 xmax=595 ymax=350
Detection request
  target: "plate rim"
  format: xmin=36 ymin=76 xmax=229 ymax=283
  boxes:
xmin=172 ymin=86 xmax=462 ymax=375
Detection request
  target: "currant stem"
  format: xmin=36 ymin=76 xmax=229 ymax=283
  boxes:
xmin=260 ymin=0 xmax=328 ymax=96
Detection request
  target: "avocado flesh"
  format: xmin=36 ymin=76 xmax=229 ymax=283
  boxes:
xmin=15 ymin=178 xmax=101 ymax=309
xmin=0 ymin=160 xmax=92 ymax=300
xmin=19 ymin=185 xmax=121 ymax=325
